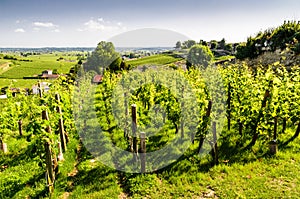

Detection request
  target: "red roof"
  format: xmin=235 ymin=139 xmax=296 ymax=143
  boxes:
xmin=93 ymin=75 xmax=103 ymax=83
xmin=41 ymin=74 xmax=60 ymax=79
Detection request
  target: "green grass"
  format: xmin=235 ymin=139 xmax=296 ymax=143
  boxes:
xmin=214 ymin=55 xmax=235 ymax=62
xmin=0 ymin=53 xmax=76 ymax=88
xmin=2 ymin=124 xmax=300 ymax=198
xmin=127 ymin=54 xmax=183 ymax=67
xmin=0 ymin=79 xmax=43 ymax=89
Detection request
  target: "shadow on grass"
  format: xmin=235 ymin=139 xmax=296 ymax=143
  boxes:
xmin=0 ymin=139 xmax=42 ymax=168
xmin=1 ymin=172 xmax=47 ymax=199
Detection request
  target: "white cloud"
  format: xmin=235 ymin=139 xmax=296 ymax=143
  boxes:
xmin=14 ymin=28 xmax=25 ymax=33
xmin=78 ymin=18 xmax=126 ymax=32
xmin=16 ymin=20 xmax=20 ymax=24
xmin=53 ymin=29 xmax=60 ymax=33
xmin=33 ymin=22 xmax=58 ymax=28
xmin=33 ymin=27 xmax=40 ymax=32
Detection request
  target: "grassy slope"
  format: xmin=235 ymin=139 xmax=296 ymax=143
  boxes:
xmin=0 ymin=54 xmax=76 ymax=88
xmin=2 ymin=126 xmax=299 ymax=198
xmin=1 ymin=54 xmax=300 ymax=198
xmin=127 ymin=54 xmax=183 ymax=67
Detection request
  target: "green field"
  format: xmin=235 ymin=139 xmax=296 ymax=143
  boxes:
xmin=0 ymin=53 xmax=77 ymax=88
xmin=127 ymin=54 xmax=183 ymax=67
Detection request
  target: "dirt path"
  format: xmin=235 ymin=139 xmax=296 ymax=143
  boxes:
xmin=0 ymin=62 xmax=11 ymax=74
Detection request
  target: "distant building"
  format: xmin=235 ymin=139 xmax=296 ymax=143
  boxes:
xmin=40 ymin=70 xmax=59 ymax=79
xmin=0 ymin=94 xmax=7 ymax=99
xmin=42 ymin=70 xmax=53 ymax=75
xmin=32 ymin=82 xmax=51 ymax=94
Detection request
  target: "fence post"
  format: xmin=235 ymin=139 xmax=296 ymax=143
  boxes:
xmin=140 ymin=132 xmax=146 ymax=173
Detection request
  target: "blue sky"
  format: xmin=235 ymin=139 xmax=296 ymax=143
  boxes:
xmin=0 ymin=0 xmax=299 ymax=47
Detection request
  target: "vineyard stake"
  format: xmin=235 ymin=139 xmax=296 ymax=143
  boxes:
xmin=212 ymin=122 xmax=219 ymax=165
xmin=131 ymin=104 xmax=138 ymax=154
xmin=44 ymin=141 xmax=55 ymax=194
xmin=1 ymin=142 xmax=8 ymax=153
xmin=227 ymin=83 xmax=231 ymax=130
xmin=140 ymin=132 xmax=146 ymax=173
xmin=198 ymin=101 xmax=212 ymax=153
xmin=42 ymin=110 xmax=58 ymax=168
xmin=42 ymin=110 xmax=52 ymax=134
xmin=269 ymin=117 xmax=278 ymax=155
xmin=180 ymin=86 xmax=185 ymax=138
xmin=38 ymin=82 xmax=43 ymax=98
xmin=18 ymin=119 xmax=23 ymax=136
xmin=58 ymin=115 xmax=67 ymax=152
xmin=57 ymin=142 xmax=64 ymax=161
xmin=282 ymin=118 xmax=287 ymax=134
xmin=250 ymin=89 xmax=271 ymax=146
xmin=124 ymin=92 xmax=129 ymax=139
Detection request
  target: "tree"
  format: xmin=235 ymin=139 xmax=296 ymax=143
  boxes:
xmin=84 ymin=41 xmax=120 ymax=74
xmin=187 ymin=45 xmax=214 ymax=69
xmin=182 ymin=40 xmax=196 ymax=49
xmin=219 ymin=38 xmax=226 ymax=49
xmin=175 ymin=41 xmax=182 ymax=49
xmin=109 ymin=57 xmax=122 ymax=72
xmin=225 ymin=43 xmax=233 ymax=52
xmin=210 ymin=40 xmax=218 ymax=49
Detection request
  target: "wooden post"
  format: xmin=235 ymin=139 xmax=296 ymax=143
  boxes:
xmin=227 ymin=83 xmax=231 ymax=130
xmin=239 ymin=121 xmax=243 ymax=136
xmin=59 ymin=116 xmax=67 ymax=152
xmin=269 ymin=117 xmax=278 ymax=155
xmin=57 ymin=106 xmax=67 ymax=151
xmin=282 ymin=118 xmax=287 ymax=134
xmin=44 ymin=141 xmax=54 ymax=194
xmin=274 ymin=117 xmax=278 ymax=141
xmin=1 ymin=142 xmax=8 ymax=153
xmin=140 ymin=132 xmax=146 ymax=173
xmin=251 ymin=89 xmax=271 ymax=146
xmin=38 ymin=82 xmax=43 ymax=98
xmin=206 ymin=101 xmax=212 ymax=117
xmin=42 ymin=110 xmax=58 ymax=168
xmin=131 ymin=104 xmax=138 ymax=154
xmin=124 ymin=92 xmax=129 ymax=138
xmin=55 ymin=93 xmax=60 ymax=103
xmin=180 ymin=87 xmax=185 ymax=138
xmin=198 ymin=101 xmax=212 ymax=153
xmin=18 ymin=119 xmax=23 ymax=136
xmin=212 ymin=122 xmax=219 ymax=165
xmin=57 ymin=142 xmax=64 ymax=161
xmin=42 ymin=110 xmax=52 ymax=134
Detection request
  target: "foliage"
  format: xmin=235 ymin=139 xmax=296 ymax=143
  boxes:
xmin=84 ymin=41 xmax=120 ymax=74
xmin=187 ymin=45 xmax=214 ymax=69
xmin=175 ymin=41 xmax=182 ymax=49
xmin=236 ymin=20 xmax=300 ymax=59
xmin=182 ymin=40 xmax=196 ymax=49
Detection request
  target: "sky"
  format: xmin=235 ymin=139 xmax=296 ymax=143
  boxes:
xmin=0 ymin=0 xmax=299 ymax=47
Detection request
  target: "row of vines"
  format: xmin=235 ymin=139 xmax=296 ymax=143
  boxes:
xmin=0 ymin=77 xmax=76 ymax=197
xmin=1 ymin=62 xmax=300 ymax=195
